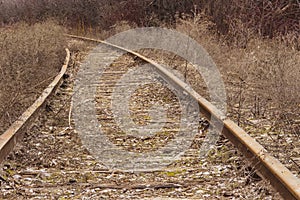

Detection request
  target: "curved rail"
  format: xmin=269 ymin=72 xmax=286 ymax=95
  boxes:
xmin=66 ymin=34 xmax=300 ymax=200
xmin=0 ymin=48 xmax=70 ymax=163
xmin=1 ymin=34 xmax=300 ymax=199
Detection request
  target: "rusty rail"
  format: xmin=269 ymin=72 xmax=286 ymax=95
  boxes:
xmin=66 ymin=34 xmax=300 ymax=200
xmin=1 ymin=33 xmax=299 ymax=199
xmin=0 ymin=48 xmax=70 ymax=163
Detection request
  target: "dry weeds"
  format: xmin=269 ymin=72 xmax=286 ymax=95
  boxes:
xmin=0 ymin=20 xmax=66 ymax=133
xmin=1 ymin=1 xmax=298 ymax=50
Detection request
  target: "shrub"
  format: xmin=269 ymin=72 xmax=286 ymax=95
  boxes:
xmin=0 ymin=0 xmax=298 ymax=44
xmin=0 ymin=20 xmax=66 ymax=133
xmin=200 ymin=0 xmax=300 ymax=48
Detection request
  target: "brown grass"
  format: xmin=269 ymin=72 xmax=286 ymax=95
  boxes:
xmin=177 ymin=16 xmax=300 ymax=115
xmin=0 ymin=20 xmax=66 ymax=133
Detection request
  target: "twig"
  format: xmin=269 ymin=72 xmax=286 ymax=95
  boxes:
xmin=91 ymin=182 xmax=182 ymax=190
xmin=290 ymin=158 xmax=300 ymax=172
xmin=19 ymin=182 xmax=183 ymax=190
xmin=27 ymin=75 xmax=56 ymax=91
xmin=68 ymin=97 xmax=72 ymax=128
xmin=0 ymin=92 xmax=20 ymax=120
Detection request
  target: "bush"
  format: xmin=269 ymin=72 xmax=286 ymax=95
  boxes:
xmin=0 ymin=20 xmax=66 ymax=133
xmin=200 ymin=0 xmax=300 ymax=48
xmin=0 ymin=0 xmax=197 ymax=28
xmin=0 ymin=0 xmax=298 ymax=41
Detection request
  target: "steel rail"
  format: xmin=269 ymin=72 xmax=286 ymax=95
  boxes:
xmin=0 ymin=48 xmax=70 ymax=164
xmin=66 ymin=34 xmax=300 ymax=200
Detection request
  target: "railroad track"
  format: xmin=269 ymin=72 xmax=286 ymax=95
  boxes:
xmin=0 ymin=34 xmax=299 ymax=199
xmin=0 ymin=48 xmax=70 ymax=164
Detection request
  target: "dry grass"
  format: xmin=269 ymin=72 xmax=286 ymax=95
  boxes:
xmin=0 ymin=20 xmax=66 ymax=133
xmin=176 ymin=15 xmax=300 ymax=123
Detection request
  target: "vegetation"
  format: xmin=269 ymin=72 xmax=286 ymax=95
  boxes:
xmin=0 ymin=20 xmax=66 ymax=132
xmin=0 ymin=1 xmax=299 ymax=46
